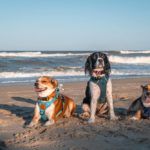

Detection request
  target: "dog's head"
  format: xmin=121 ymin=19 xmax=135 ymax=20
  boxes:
xmin=85 ymin=52 xmax=111 ymax=77
xmin=141 ymin=84 xmax=150 ymax=107
xmin=34 ymin=76 xmax=58 ymax=98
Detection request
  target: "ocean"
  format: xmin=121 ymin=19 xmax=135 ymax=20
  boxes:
xmin=0 ymin=50 xmax=150 ymax=84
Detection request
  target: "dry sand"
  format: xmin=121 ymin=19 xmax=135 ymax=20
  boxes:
xmin=0 ymin=78 xmax=150 ymax=150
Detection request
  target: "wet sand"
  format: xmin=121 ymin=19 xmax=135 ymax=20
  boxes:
xmin=0 ymin=78 xmax=150 ymax=150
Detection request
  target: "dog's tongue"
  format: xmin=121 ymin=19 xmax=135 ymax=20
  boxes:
xmin=35 ymin=88 xmax=41 ymax=92
xmin=145 ymin=97 xmax=150 ymax=103
xmin=35 ymin=88 xmax=45 ymax=92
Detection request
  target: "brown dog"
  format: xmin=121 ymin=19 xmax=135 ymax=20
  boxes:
xmin=128 ymin=84 xmax=150 ymax=120
xmin=27 ymin=76 xmax=76 ymax=127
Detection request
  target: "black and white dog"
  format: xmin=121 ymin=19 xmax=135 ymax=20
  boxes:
xmin=81 ymin=52 xmax=118 ymax=123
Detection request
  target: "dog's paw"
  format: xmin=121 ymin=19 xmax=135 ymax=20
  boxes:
xmin=130 ymin=116 xmax=139 ymax=121
xmin=44 ymin=120 xmax=54 ymax=126
xmin=79 ymin=112 xmax=90 ymax=119
xmin=88 ymin=118 xmax=95 ymax=123
xmin=25 ymin=122 xmax=38 ymax=128
xmin=110 ymin=115 xmax=118 ymax=121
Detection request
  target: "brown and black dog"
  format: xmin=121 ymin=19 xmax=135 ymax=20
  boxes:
xmin=27 ymin=76 xmax=76 ymax=127
xmin=128 ymin=84 xmax=150 ymax=120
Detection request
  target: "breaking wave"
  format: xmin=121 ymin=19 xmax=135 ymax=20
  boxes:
xmin=0 ymin=71 xmax=85 ymax=78
xmin=120 ymin=50 xmax=150 ymax=54
xmin=111 ymin=69 xmax=150 ymax=76
xmin=109 ymin=56 xmax=150 ymax=64
xmin=0 ymin=52 xmax=90 ymax=57
xmin=1 ymin=69 xmax=150 ymax=79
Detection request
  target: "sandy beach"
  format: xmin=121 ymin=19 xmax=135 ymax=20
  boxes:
xmin=0 ymin=77 xmax=150 ymax=150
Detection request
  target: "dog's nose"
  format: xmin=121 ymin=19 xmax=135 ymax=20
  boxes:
xmin=146 ymin=92 xmax=150 ymax=96
xmin=34 ymin=82 xmax=39 ymax=87
xmin=98 ymin=59 xmax=103 ymax=63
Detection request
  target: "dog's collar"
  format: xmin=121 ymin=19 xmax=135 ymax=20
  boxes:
xmin=93 ymin=70 xmax=105 ymax=75
xmin=38 ymin=88 xmax=59 ymax=101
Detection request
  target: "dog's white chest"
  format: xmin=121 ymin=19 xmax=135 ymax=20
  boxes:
xmin=89 ymin=81 xmax=101 ymax=99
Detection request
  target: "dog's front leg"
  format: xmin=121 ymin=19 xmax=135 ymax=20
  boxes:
xmin=88 ymin=81 xmax=100 ymax=123
xmin=44 ymin=104 xmax=55 ymax=126
xmin=106 ymin=79 xmax=118 ymax=120
xmin=27 ymin=103 xmax=41 ymax=127
xmin=130 ymin=110 xmax=142 ymax=120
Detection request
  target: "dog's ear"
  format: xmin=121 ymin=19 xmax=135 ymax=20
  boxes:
xmin=103 ymin=53 xmax=111 ymax=76
xmin=85 ymin=55 xmax=92 ymax=75
xmin=141 ymin=84 xmax=150 ymax=91
xmin=51 ymin=78 xmax=58 ymax=88
xmin=141 ymin=85 xmax=144 ymax=89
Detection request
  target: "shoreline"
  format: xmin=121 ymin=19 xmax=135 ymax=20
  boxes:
xmin=0 ymin=77 xmax=150 ymax=150
xmin=1 ymin=75 xmax=150 ymax=85
xmin=1 ymin=76 xmax=150 ymax=85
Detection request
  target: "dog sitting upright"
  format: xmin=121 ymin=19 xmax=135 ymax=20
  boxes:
xmin=128 ymin=84 xmax=150 ymax=120
xmin=28 ymin=76 xmax=76 ymax=127
xmin=81 ymin=52 xmax=118 ymax=123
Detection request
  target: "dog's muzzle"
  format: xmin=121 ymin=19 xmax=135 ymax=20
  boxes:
xmin=34 ymin=82 xmax=47 ymax=92
xmin=146 ymin=92 xmax=150 ymax=97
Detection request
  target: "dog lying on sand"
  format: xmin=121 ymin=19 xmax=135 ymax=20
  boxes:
xmin=27 ymin=76 xmax=76 ymax=127
xmin=128 ymin=84 xmax=150 ymax=120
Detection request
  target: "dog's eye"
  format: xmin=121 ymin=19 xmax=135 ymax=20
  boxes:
xmin=51 ymin=79 xmax=54 ymax=83
xmin=42 ymin=80 xmax=47 ymax=83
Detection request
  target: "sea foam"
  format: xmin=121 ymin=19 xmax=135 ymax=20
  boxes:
xmin=109 ymin=56 xmax=150 ymax=64
xmin=0 ymin=52 xmax=90 ymax=57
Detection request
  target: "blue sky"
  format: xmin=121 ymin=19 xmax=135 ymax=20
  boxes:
xmin=0 ymin=0 xmax=150 ymax=51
